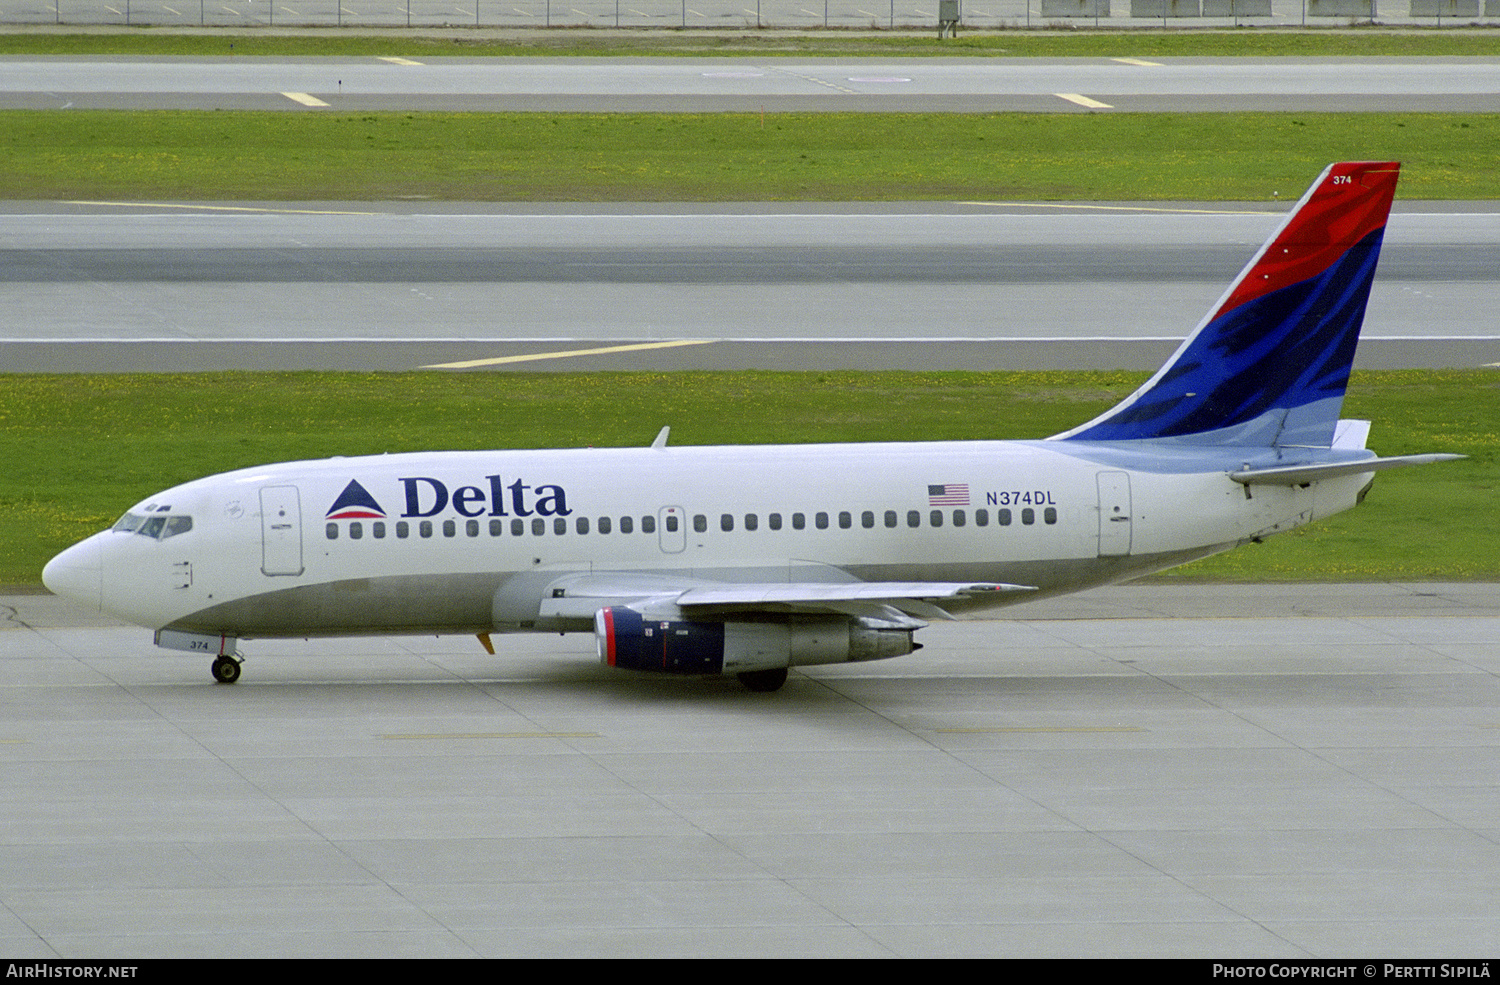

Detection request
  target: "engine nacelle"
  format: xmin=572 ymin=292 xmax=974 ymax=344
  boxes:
xmin=596 ymin=606 xmax=918 ymax=676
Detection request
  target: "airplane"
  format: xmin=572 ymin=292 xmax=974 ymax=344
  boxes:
xmin=42 ymin=161 xmax=1462 ymax=692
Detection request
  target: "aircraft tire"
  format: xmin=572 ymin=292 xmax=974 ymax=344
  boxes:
xmin=737 ymin=668 xmax=788 ymax=692
xmin=211 ymin=656 xmax=241 ymax=685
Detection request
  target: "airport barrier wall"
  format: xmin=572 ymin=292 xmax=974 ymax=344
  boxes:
xmin=1 ymin=0 xmax=1497 ymax=26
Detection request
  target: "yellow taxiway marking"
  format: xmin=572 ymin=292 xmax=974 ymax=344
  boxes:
xmin=959 ymin=201 xmax=1276 ymax=216
xmin=425 ymin=339 xmax=715 ymax=369
xmin=1111 ymin=57 xmax=1163 ymax=67
xmin=380 ymin=732 xmax=601 ymax=740
xmin=282 ymin=91 xmax=330 ymax=107
xmin=1055 ymin=93 xmax=1113 ymax=109
xmin=65 ymin=201 xmax=377 ymax=216
xmin=933 ymin=726 xmax=1148 ymax=733
xmin=378 ymin=56 xmax=424 ymax=66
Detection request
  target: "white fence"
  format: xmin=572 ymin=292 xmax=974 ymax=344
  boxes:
xmin=3 ymin=0 xmax=1499 ymax=27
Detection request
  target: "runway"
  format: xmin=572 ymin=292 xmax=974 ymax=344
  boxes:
xmin=3 ymin=582 xmax=1498 ymax=957
xmin=4 ymin=55 xmax=1500 ymax=112
xmin=5 ymin=200 xmax=1498 ymax=372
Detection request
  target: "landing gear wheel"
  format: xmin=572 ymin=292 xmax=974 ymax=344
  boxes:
xmin=737 ymin=667 xmax=788 ymax=692
xmin=211 ymin=655 xmax=242 ymax=685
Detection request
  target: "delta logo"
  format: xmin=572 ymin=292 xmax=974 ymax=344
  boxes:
xmin=326 ymin=480 xmax=387 ymax=520
xmin=326 ymin=476 xmax=572 ymax=521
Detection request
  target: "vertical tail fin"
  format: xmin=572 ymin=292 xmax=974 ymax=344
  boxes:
xmin=1053 ymin=162 xmax=1400 ymax=447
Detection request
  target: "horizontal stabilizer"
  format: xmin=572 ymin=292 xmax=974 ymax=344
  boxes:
xmin=1229 ymin=454 xmax=1464 ymax=486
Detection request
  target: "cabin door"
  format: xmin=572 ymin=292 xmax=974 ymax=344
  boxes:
xmin=260 ymin=485 xmax=304 ymax=576
xmin=1096 ymin=471 xmax=1132 ymax=557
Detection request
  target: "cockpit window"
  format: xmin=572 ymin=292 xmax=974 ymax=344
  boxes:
xmin=112 ymin=511 xmax=193 ymax=540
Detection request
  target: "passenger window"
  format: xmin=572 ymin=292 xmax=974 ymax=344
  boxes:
xmin=420 ymin=521 xmax=433 ymax=538
xmin=599 ymin=516 xmax=612 ymax=534
xmin=721 ymin=514 xmax=734 ymax=532
xmin=884 ymin=510 xmax=897 ymax=529
xmin=930 ymin=511 xmax=943 ymax=528
xmin=397 ymin=521 xmax=410 ymax=538
xmin=532 ymin=518 xmax=546 ymax=536
xmin=350 ymin=522 xmax=363 ymax=540
xmin=443 ymin=520 xmax=456 ymax=538
xmin=745 ymin=514 xmax=758 ymax=531
xmin=1022 ymin=508 xmax=1035 ymax=525
xmin=577 ymin=517 xmax=590 ymax=535
xmin=642 ymin=516 xmax=656 ymax=534
xmin=907 ymin=510 xmax=920 ymax=528
xmin=998 ymin=509 xmax=1012 ymax=526
xmin=1044 ymin=508 xmax=1057 ymax=525
xmin=374 ymin=522 xmax=386 ymax=539
xmin=666 ymin=515 xmax=679 ymax=533
xmin=975 ymin=510 xmax=988 ymax=527
xmin=554 ymin=518 xmax=566 ymax=535
xmin=815 ymin=512 xmax=829 ymax=530
xmin=620 ymin=516 xmax=634 ymax=534
xmin=953 ymin=510 xmax=966 ymax=527
xmin=769 ymin=513 xmax=782 ymax=531
xmin=511 ymin=519 xmax=524 ymax=536
xmin=466 ymin=520 xmax=479 ymax=537
xmin=693 ymin=515 xmax=706 ymax=533
xmin=838 ymin=512 xmax=851 ymax=530
xmin=792 ymin=513 xmax=806 ymax=530
xmin=490 ymin=519 xmax=504 ymax=536
xmin=325 ymin=522 xmax=338 ymax=540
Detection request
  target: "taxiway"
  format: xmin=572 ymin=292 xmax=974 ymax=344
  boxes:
xmin=3 ymin=582 xmax=1498 ymax=957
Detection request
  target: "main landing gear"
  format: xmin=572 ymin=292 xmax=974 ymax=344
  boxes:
xmin=736 ymin=668 xmax=789 ymax=692
xmin=211 ymin=655 xmax=243 ymax=684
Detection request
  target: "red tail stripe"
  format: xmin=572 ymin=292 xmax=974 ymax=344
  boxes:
xmin=1217 ymin=162 xmax=1400 ymax=314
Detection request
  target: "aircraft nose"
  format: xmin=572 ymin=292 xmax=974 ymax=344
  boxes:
xmin=42 ymin=536 xmax=104 ymax=613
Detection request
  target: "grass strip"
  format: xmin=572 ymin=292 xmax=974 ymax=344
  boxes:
xmin=2 ymin=29 xmax=1500 ymax=58
xmin=3 ymin=369 xmax=1493 ymax=586
xmin=4 ymin=110 xmax=1499 ymax=200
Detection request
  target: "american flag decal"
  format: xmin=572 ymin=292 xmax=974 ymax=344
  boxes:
xmin=928 ymin=483 xmax=970 ymax=506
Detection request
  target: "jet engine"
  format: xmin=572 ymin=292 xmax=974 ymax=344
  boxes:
xmin=595 ymin=605 xmax=918 ymax=679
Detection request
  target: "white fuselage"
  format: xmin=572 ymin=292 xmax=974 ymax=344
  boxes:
xmin=45 ymin=438 xmax=1367 ymax=641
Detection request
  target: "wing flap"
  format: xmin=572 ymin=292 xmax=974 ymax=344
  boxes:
xmin=676 ymin=582 xmax=1033 ymax=606
xmin=536 ymin=574 xmax=1035 ymax=623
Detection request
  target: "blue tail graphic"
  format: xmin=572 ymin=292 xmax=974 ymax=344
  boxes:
xmin=1053 ymin=162 xmax=1401 ymax=448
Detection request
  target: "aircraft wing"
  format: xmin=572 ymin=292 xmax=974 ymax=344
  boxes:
xmin=536 ymin=573 xmax=1035 ymax=625
xmin=1229 ymin=454 xmax=1465 ymax=486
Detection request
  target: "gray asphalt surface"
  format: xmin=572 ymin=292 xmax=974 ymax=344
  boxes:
xmin=4 ymin=201 xmax=1497 ymax=371
xmin=4 ymin=54 xmax=1500 ymax=111
xmin=5 ymin=582 xmax=1499 ymax=957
